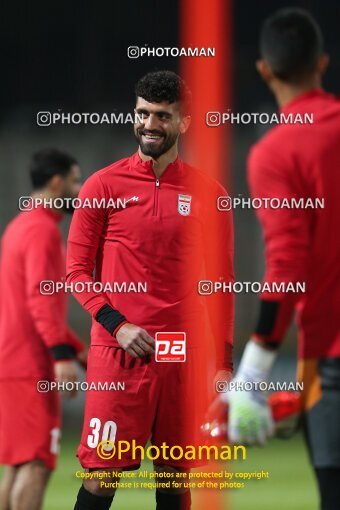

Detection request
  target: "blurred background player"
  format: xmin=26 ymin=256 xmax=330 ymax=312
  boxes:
xmin=224 ymin=8 xmax=340 ymax=510
xmin=0 ymin=148 xmax=88 ymax=510
xmin=67 ymin=71 xmax=234 ymax=510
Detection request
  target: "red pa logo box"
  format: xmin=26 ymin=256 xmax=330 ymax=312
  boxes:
xmin=155 ymin=332 xmax=186 ymax=362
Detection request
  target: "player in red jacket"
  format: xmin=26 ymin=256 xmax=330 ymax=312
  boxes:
xmin=0 ymin=149 xmax=87 ymax=510
xmin=224 ymin=9 xmax=340 ymax=510
xmin=68 ymin=71 xmax=234 ymax=510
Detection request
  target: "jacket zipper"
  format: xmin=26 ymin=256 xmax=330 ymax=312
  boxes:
xmin=153 ymin=178 xmax=160 ymax=216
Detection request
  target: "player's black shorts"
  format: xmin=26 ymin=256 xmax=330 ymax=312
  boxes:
xmin=303 ymin=358 xmax=340 ymax=468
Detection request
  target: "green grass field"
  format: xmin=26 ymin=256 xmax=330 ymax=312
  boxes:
xmin=0 ymin=432 xmax=318 ymax=509
xmin=9 ymin=432 xmax=314 ymax=509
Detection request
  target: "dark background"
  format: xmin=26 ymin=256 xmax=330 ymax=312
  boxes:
xmin=1 ymin=0 xmax=339 ymax=114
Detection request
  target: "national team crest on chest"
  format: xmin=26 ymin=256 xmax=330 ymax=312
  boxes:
xmin=177 ymin=194 xmax=192 ymax=216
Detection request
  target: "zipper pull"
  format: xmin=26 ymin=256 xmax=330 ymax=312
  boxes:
xmin=155 ymin=179 xmax=160 ymax=187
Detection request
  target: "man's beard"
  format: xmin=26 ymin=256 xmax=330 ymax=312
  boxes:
xmin=60 ymin=194 xmax=75 ymax=214
xmin=134 ymin=129 xmax=178 ymax=158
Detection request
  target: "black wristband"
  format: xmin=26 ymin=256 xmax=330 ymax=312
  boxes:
xmin=95 ymin=304 xmax=127 ymax=335
xmin=50 ymin=343 xmax=76 ymax=361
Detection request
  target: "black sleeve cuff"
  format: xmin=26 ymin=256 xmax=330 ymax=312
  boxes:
xmin=50 ymin=343 xmax=76 ymax=361
xmin=95 ymin=304 xmax=127 ymax=335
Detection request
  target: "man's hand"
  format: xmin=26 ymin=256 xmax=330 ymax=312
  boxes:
xmin=54 ymin=360 xmax=78 ymax=399
xmin=227 ymin=383 xmax=274 ymax=445
xmin=115 ymin=323 xmax=155 ymax=358
xmin=222 ymin=339 xmax=277 ymax=445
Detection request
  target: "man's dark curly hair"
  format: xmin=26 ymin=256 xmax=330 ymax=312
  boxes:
xmin=135 ymin=70 xmax=191 ymax=114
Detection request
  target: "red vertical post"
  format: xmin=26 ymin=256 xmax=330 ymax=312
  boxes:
xmin=180 ymin=0 xmax=232 ymax=509
xmin=180 ymin=0 xmax=232 ymax=185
